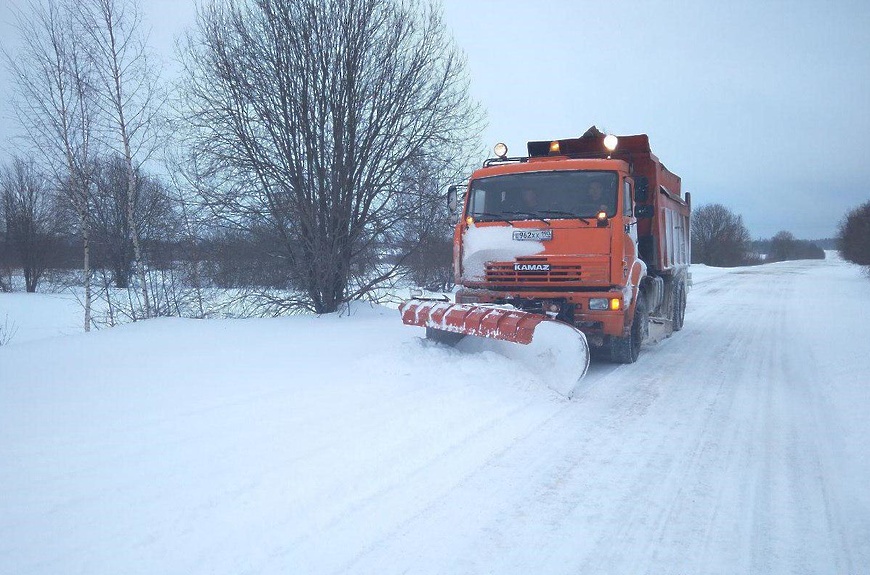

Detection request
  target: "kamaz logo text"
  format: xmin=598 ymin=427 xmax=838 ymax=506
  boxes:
xmin=513 ymin=263 xmax=550 ymax=272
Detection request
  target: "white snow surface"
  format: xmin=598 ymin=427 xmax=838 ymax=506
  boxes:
xmin=461 ymin=223 xmax=544 ymax=280
xmin=2 ymin=255 xmax=869 ymax=574
xmin=457 ymin=320 xmax=590 ymax=398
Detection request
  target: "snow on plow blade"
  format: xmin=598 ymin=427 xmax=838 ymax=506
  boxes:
xmin=399 ymin=300 xmax=591 ymax=397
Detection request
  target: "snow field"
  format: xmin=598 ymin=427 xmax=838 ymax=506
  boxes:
xmin=1 ymin=254 xmax=868 ymax=574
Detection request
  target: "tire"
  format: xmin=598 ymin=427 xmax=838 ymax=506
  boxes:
xmin=672 ymin=281 xmax=686 ymax=331
xmin=610 ymin=293 xmax=648 ymax=364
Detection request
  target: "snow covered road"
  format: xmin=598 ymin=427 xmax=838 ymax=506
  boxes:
xmin=1 ymin=256 xmax=868 ymax=574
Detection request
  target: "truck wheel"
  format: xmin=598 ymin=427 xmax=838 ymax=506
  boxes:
xmin=672 ymin=282 xmax=686 ymax=331
xmin=610 ymin=294 xmax=648 ymax=364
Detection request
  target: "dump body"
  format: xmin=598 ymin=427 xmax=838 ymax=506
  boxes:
xmin=453 ymin=131 xmax=690 ymax=356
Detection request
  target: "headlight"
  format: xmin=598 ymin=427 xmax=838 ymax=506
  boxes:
xmin=589 ymin=297 xmax=621 ymax=311
xmin=589 ymin=298 xmax=608 ymax=310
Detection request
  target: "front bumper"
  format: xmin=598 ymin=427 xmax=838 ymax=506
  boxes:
xmin=456 ymin=287 xmax=629 ymax=339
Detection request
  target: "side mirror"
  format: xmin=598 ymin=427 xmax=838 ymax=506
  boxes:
xmin=636 ymin=205 xmax=654 ymax=219
xmin=447 ymin=185 xmax=459 ymax=212
xmin=635 ymin=176 xmax=649 ymax=203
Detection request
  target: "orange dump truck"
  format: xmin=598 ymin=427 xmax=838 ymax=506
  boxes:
xmin=401 ymin=127 xmax=690 ymax=386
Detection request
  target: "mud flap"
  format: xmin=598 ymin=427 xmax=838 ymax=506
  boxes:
xmin=400 ymin=300 xmax=590 ymax=398
xmin=647 ymin=317 xmax=674 ymax=344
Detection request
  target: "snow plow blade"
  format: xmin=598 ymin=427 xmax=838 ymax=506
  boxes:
xmin=399 ymin=300 xmax=590 ymax=397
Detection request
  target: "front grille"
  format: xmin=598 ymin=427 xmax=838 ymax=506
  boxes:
xmin=484 ymin=257 xmax=609 ymax=285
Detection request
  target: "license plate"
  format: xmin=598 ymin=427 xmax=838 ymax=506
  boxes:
xmin=512 ymin=229 xmax=552 ymax=241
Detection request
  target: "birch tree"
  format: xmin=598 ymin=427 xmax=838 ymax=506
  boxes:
xmin=5 ymin=0 xmax=97 ymax=329
xmin=76 ymin=0 xmax=165 ymax=319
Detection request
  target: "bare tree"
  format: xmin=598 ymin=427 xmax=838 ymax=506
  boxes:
xmin=691 ymin=203 xmax=753 ymax=267
xmin=392 ymin=157 xmax=456 ymax=291
xmin=89 ymin=155 xmax=135 ymax=288
xmin=89 ymin=154 xmax=175 ymax=289
xmin=766 ymin=230 xmax=824 ymax=262
xmin=160 ymin=148 xmax=221 ymax=318
xmin=0 ymin=158 xmax=60 ymax=292
xmin=75 ymin=0 xmax=166 ymax=319
xmin=5 ymin=0 xmax=97 ymax=329
xmin=0 ymin=186 xmax=11 ymax=291
xmin=838 ymin=201 xmax=870 ymax=270
xmin=179 ymin=0 xmax=482 ymax=314
xmin=768 ymin=230 xmax=796 ymax=262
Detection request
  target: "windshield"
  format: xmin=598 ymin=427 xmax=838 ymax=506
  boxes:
xmin=468 ymin=171 xmax=618 ymax=221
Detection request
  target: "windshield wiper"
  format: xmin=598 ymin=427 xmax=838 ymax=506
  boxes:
xmin=537 ymin=210 xmax=591 ymax=224
xmin=473 ymin=212 xmax=516 ymax=225
xmin=502 ymin=211 xmax=551 ymax=226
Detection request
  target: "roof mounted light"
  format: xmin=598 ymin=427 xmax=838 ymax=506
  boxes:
xmin=603 ymin=134 xmax=618 ymax=152
xmin=549 ymin=140 xmax=561 ymax=154
xmin=493 ymin=142 xmax=508 ymax=158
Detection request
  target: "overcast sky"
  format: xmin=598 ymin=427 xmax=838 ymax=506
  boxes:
xmin=2 ymin=0 xmax=868 ymax=239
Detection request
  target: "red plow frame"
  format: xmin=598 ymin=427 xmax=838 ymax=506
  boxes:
xmin=399 ymin=300 xmax=549 ymax=345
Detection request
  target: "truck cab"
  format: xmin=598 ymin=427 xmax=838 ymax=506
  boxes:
xmin=452 ymin=129 xmax=690 ymax=362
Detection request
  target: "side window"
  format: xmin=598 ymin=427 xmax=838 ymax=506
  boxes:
xmin=623 ymin=180 xmax=633 ymax=216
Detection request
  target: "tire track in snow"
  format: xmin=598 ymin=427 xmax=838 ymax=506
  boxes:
xmin=339 ymin=260 xmax=867 ymax=574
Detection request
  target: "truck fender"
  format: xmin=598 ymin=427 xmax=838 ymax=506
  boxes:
xmin=623 ymin=259 xmax=647 ymax=329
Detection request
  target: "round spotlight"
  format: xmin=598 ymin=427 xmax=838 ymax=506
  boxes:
xmin=493 ymin=142 xmax=508 ymax=158
xmin=603 ymin=134 xmax=618 ymax=152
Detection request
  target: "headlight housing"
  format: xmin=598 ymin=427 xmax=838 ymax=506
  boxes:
xmin=589 ymin=298 xmax=609 ymax=311
xmin=589 ymin=297 xmax=622 ymax=311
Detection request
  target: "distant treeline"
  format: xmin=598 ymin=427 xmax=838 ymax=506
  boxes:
xmin=751 ymin=233 xmax=828 ymax=261
xmin=691 ymin=203 xmax=829 ymax=267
